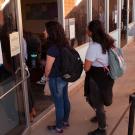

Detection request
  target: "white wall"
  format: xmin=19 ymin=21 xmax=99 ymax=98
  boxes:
xmin=75 ymin=43 xmax=89 ymax=62
xmin=75 ymin=43 xmax=89 ymax=77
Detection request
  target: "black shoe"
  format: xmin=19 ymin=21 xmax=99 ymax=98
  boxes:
xmin=47 ymin=125 xmax=63 ymax=133
xmin=90 ymin=116 xmax=98 ymax=123
xmin=88 ymin=128 xmax=107 ymax=135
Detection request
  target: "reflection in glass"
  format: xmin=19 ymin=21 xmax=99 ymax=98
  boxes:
xmin=0 ymin=0 xmax=22 ymax=94
xmin=121 ymin=0 xmax=127 ymax=31
xmin=109 ymin=0 xmax=118 ymax=32
xmin=64 ymin=0 xmax=87 ymax=47
xmin=121 ymin=0 xmax=128 ymax=47
xmin=0 ymin=0 xmax=26 ymax=134
xmin=0 ymin=86 xmax=25 ymax=135
xmin=129 ymin=0 xmax=133 ymax=23
xmin=92 ymin=0 xmax=105 ymax=28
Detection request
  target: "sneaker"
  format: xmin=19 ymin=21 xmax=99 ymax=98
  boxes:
xmin=90 ymin=116 xmax=98 ymax=123
xmin=36 ymin=76 xmax=45 ymax=85
xmin=47 ymin=125 xmax=63 ymax=133
xmin=88 ymin=128 xmax=107 ymax=135
xmin=63 ymin=122 xmax=70 ymax=128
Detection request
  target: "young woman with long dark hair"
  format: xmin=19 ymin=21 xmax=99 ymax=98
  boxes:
xmin=84 ymin=20 xmax=115 ymax=135
xmin=44 ymin=21 xmax=70 ymax=133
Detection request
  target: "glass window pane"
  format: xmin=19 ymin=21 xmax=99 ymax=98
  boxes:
xmin=92 ymin=0 xmax=105 ymax=28
xmin=121 ymin=0 xmax=128 ymax=47
xmin=0 ymin=85 xmax=26 ymax=135
xmin=121 ymin=0 xmax=127 ymax=31
xmin=0 ymin=0 xmax=22 ymax=96
xmin=0 ymin=0 xmax=26 ymax=134
xmin=129 ymin=0 xmax=133 ymax=23
xmin=109 ymin=0 xmax=118 ymax=32
xmin=64 ymin=0 xmax=88 ymax=47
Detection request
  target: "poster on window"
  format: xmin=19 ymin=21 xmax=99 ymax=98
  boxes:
xmin=9 ymin=32 xmax=20 ymax=57
xmin=69 ymin=25 xmax=75 ymax=39
xmin=0 ymin=41 xmax=3 ymax=64
xmin=69 ymin=18 xmax=75 ymax=40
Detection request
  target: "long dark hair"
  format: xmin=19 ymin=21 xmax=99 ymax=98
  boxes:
xmin=45 ymin=21 xmax=69 ymax=48
xmin=88 ymin=20 xmax=115 ymax=54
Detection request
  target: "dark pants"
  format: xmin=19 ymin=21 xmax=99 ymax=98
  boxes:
xmin=49 ymin=77 xmax=70 ymax=129
xmin=85 ymin=66 xmax=114 ymax=129
xmin=95 ymin=102 xmax=106 ymax=129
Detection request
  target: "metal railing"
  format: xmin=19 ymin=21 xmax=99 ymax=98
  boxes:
xmin=128 ymin=94 xmax=135 ymax=135
xmin=0 ymin=67 xmax=30 ymax=100
xmin=109 ymin=93 xmax=135 ymax=135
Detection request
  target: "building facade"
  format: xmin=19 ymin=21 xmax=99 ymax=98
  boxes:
xmin=0 ymin=0 xmax=135 ymax=135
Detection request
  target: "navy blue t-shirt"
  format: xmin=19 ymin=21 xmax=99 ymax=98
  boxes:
xmin=47 ymin=46 xmax=61 ymax=77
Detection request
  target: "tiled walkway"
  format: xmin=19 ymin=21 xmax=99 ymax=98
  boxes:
xmin=30 ymin=42 xmax=135 ymax=135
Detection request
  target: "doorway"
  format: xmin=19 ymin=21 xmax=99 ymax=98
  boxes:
xmin=20 ymin=0 xmax=59 ymax=119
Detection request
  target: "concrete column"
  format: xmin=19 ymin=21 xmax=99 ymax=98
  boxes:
xmin=58 ymin=0 xmax=65 ymax=28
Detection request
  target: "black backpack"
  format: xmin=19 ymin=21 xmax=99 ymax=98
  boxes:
xmin=60 ymin=47 xmax=83 ymax=82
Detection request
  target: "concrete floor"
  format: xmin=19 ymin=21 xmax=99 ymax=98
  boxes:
xmin=30 ymin=42 xmax=135 ymax=135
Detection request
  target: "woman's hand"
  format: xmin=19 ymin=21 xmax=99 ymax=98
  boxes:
xmin=84 ymin=59 xmax=92 ymax=72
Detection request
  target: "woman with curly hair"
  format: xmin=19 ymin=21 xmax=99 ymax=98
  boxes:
xmin=44 ymin=21 xmax=70 ymax=133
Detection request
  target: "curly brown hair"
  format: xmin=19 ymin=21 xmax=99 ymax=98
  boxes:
xmin=45 ymin=21 xmax=69 ymax=48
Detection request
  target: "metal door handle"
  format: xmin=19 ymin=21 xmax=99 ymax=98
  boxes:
xmin=0 ymin=67 xmax=30 ymax=100
xmin=24 ymin=66 xmax=30 ymax=77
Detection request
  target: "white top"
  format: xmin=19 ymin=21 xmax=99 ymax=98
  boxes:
xmin=85 ymin=42 xmax=108 ymax=67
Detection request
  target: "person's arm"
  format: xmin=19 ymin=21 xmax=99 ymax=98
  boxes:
xmin=45 ymin=55 xmax=55 ymax=78
xmin=84 ymin=59 xmax=92 ymax=72
xmin=84 ymin=44 xmax=97 ymax=72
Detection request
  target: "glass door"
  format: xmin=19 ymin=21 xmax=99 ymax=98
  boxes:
xmin=20 ymin=0 xmax=59 ymax=118
xmin=0 ymin=0 xmax=30 ymax=134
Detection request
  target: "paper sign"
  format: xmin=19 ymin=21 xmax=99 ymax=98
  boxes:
xmin=0 ymin=41 xmax=3 ymax=64
xmin=69 ymin=25 xmax=75 ymax=39
xmin=114 ymin=10 xmax=118 ymax=24
xmin=9 ymin=32 xmax=20 ymax=57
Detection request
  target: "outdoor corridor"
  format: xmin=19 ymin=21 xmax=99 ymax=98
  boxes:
xmin=30 ymin=41 xmax=135 ymax=135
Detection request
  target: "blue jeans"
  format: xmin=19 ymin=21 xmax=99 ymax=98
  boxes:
xmin=49 ymin=77 xmax=70 ymax=129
